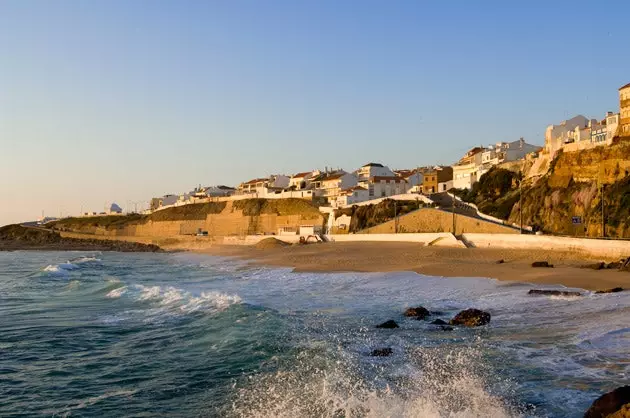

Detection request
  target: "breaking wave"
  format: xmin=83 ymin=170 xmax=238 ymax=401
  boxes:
xmin=230 ymin=343 xmax=524 ymax=418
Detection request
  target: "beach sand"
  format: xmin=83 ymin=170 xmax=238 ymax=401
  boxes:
xmin=199 ymin=241 xmax=630 ymax=291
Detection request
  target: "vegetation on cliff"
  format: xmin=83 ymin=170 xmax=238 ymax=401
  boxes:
xmin=232 ymin=198 xmax=321 ymax=219
xmin=452 ymin=168 xmax=521 ymax=220
xmin=454 ymin=142 xmax=630 ymax=238
xmin=0 ymin=225 xmax=160 ymax=251
xmin=335 ymin=199 xmax=425 ymax=233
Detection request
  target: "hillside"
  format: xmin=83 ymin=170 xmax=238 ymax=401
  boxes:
xmin=457 ymin=142 xmax=630 ymax=238
xmin=0 ymin=224 xmax=160 ymax=251
xmin=48 ymin=198 xmax=324 ymax=237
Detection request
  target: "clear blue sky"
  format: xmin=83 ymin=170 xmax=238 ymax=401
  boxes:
xmin=1 ymin=0 xmax=629 ymax=225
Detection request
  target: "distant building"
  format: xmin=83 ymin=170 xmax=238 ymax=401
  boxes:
xmin=359 ymin=175 xmax=407 ymax=199
xmin=335 ymin=186 xmax=369 ymax=207
xmin=310 ymin=171 xmax=358 ymax=203
xmin=289 ymin=171 xmax=316 ymax=190
xmin=109 ymin=203 xmax=123 ymax=214
xmin=355 ymin=163 xmax=395 ymax=182
xmin=620 ymin=83 xmax=630 ymax=136
xmin=452 ymin=148 xmax=484 ymax=190
xmin=421 ymin=166 xmax=453 ymax=194
xmin=237 ymin=175 xmax=290 ymax=196
xmin=395 ymin=169 xmax=424 ymax=193
xmin=544 ymin=115 xmax=589 ymax=156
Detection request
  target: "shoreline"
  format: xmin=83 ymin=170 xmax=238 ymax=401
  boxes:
xmin=196 ymin=241 xmax=629 ymax=291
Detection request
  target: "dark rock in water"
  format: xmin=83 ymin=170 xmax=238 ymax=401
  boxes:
xmin=450 ymin=309 xmax=491 ymax=327
xmin=370 ymin=347 xmax=393 ymax=357
xmin=581 ymin=262 xmax=605 ymax=270
xmin=595 ymin=287 xmax=624 ymax=294
xmin=496 ymin=259 xmax=505 ymax=264
xmin=376 ymin=320 xmax=399 ymax=329
xmin=531 ymin=261 xmax=553 ymax=268
xmin=431 ymin=319 xmax=448 ymax=325
xmin=584 ymin=386 xmax=630 ymax=418
xmin=404 ymin=306 xmax=430 ymax=319
xmin=439 ymin=326 xmax=454 ymax=331
xmin=528 ymin=289 xmax=582 ymax=297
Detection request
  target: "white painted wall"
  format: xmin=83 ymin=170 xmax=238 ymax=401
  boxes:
xmin=326 ymin=232 xmax=464 ymax=247
xmin=462 ymin=233 xmax=630 ymax=259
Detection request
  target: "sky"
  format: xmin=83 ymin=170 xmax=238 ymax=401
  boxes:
xmin=1 ymin=0 xmax=629 ymax=226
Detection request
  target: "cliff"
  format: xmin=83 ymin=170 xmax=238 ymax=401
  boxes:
xmin=477 ymin=141 xmax=630 ymax=238
xmin=49 ymin=198 xmax=324 ymax=238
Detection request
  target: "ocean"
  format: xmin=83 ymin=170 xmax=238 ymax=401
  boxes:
xmin=0 ymin=251 xmax=628 ymax=417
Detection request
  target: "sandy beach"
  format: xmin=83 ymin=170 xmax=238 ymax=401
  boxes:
xmin=199 ymin=241 xmax=630 ymax=291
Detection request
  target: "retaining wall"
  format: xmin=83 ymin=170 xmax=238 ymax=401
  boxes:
xmin=462 ymin=233 xmax=630 ymax=259
xmin=326 ymin=232 xmax=465 ymax=247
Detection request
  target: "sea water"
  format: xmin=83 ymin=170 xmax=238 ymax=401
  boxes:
xmin=0 ymin=251 xmax=628 ymax=417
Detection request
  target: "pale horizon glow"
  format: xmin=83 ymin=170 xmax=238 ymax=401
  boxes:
xmin=1 ymin=0 xmax=630 ymax=225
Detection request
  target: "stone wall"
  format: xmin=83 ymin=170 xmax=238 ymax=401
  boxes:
xmin=360 ymin=208 xmax=518 ymax=235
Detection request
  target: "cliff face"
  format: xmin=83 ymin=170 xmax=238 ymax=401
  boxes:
xmin=509 ymin=142 xmax=630 ymax=238
xmin=49 ymin=199 xmax=324 ymax=238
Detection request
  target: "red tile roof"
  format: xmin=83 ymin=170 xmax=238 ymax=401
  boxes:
xmin=243 ymin=178 xmax=269 ymax=185
xmin=292 ymin=171 xmax=312 ymax=178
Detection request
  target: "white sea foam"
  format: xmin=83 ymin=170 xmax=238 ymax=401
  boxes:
xmin=43 ymin=262 xmax=78 ymax=275
xmin=231 ymin=345 xmax=519 ymax=418
xmin=72 ymin=256 xmax=101 ymax=264
xmin=119 ymin=284 xmax=242 ymax=315
xmin=106 ymin=286 xmax=128 ymax=298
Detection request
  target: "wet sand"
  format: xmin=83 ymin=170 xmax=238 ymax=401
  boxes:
xmin=199 ymin=241 xmax=630 ymax=291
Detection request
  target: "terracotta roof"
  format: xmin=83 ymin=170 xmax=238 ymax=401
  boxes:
xmin=321 ymin=172 xmax=347 ymax=181
xmin=619 ymin=82 xmax=630 ymax=90
xmin=342 ymin=186 xmax=367 ymax=194
xmin=292 ymin=171 xmax=312 ymax=178
xmin=243 ymin=178 xmax=269 ymax=185
xmin=394 ymin=169 xmax=419 ymax=178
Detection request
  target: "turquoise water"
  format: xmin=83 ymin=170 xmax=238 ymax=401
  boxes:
xmin=1 ymin=251 xmax=628 ymax=417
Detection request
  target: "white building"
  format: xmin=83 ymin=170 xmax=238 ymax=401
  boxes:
xmin=334 ymin=186 xmax=370 ymax=207
xmin=359 ymin=176 xmax=408 ymax=199
xmin=238 ymin=175 xmax=290 ymax=196
xmin=452 ymin=147 xmax=484 ymax=190
xmin=356 ymin=163 xmax=395 ymax=182
xmin=544 ymin=115 xmax=589 ymax=156
xmin=311 ymin=171 xmax=358 ymax=203
xmin=289 ymin=171 xmax=316 ymax=190
xmin=395 ymin=169 xmax=424 ymax=193
xmin=606 ymin=112 xmax=620 ymax=142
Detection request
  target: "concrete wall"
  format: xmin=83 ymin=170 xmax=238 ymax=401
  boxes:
xmin=361 ymin=208 xmax=518 ymax=235
xmin=326 ymin=232 xmax=465 ymax=247
xmin=463 ymin=233 xmax=630 ymax=259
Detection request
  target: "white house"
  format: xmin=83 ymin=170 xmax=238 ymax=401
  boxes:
xmin=606 ymin=112 xmax=620 ymax=142
xmin=544 ymin=115 xmax=589 ymax=156
xmin=289 ymin=171 xmax=316 ymax=190
xmin=359 ymin=176 xmax=408 ymax=199
xmin=311 ymin=171 xmax=358 ymax=203
xmin=452 ymin=147 xmax=485 ymax=190
xmin=356 ymin=163 xmax=395 ymax=182
xmin=238 ymin=175 xmax=290 ymax=196
xmin=395 ymin=169 xmax=424 ymax=193
xmin=334 ymin=186 xmax=370 ymax=207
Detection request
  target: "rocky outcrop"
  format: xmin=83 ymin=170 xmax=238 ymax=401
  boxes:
xmin=528 ymin=289 xmax=582 ymax=297
xmin=370 ymin=348 xmax=393 ymax=357
xmin=376 ymin=320 xmax=399 ymax=329
xmin=595 ymin=287 xmax=624 ymax=294
xmin=404 ymin=306 xmax=430 ymax=320
xmin=0 ymin=225 xmax=161 ymax=252
xmin=450 ymin=309 xmax=491 ymax=327
xmin=584 ymin=386 xmax=630 ymax=418
xmin=532 ymin=261 xmax=553 ymax=268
